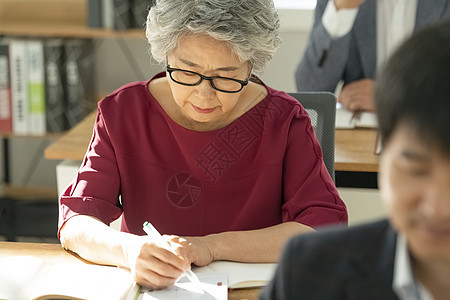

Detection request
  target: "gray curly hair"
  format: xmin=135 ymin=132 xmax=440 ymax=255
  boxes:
xmin=146 ymin=0 xmax=282 ymax=75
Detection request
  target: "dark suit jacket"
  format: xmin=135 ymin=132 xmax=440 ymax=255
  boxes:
xmin=260 ymin=219 xmax=400 ymax=300
xmin=295 ymin=0 xmax=450 ymax=91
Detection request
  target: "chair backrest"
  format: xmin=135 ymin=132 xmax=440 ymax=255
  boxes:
xmin=288 ymin=92 xmax=336 ymax=182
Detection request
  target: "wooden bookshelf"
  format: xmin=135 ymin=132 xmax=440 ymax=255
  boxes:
xmin=0 ymin=0 xmax=146 ymax=39
xmin=0 ymin=22 xmax=145 ymax=39
xmin=0 ymin=0 xmax=148 ymax=241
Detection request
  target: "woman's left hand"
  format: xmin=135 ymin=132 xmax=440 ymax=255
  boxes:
xmin=169 ymin=236 xmax=215 ymax=267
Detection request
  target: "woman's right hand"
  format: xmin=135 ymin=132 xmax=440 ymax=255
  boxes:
xmin=334 ymin=0 xmax=366 ymax=10
xmin=126 ymin=235 xmax=191 ymax=290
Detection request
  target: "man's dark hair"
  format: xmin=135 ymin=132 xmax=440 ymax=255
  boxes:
xmin=375 ymin=17 xmax=450 ymax=154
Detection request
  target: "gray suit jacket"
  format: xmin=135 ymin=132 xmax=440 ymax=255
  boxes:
xmin=295 ymin=0 xmax=450 ymax=91
xmin=260 ymin=219 xmax=399 ymax=300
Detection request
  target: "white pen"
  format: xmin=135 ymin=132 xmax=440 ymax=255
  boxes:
xmin=142 ymin=221 xmax=202 ymax=287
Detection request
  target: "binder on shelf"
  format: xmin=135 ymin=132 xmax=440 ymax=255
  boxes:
xmin=87 ymin=0 xmax=103 ymax=28
xmin=102 ymin=0 xmax=115 ymax=29
xmin=27 ymin=40 xmax=46 ymax=135
xmin=9 ymin=39 xmax=29 ymax=135
xmin=0 ymin=39 xmax=12 ymax=134
xmin=113 ymin=0 xmax=131 ymax=30
xmin=44 ymin=39 xmax=67 ymax=133
xmin=89 ymin=0 xmax=152 ymax=30
xmin=130 ymin=0 xmax=150 ymax=29
xmin=64 ymin=39 xmax=96 ymax=129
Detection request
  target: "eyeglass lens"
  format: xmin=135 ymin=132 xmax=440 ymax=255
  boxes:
xmin=170 ymin=70 xmax=244 ymax=92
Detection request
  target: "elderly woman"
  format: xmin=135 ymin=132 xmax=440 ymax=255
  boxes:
xmin=58 ymin=0 xmax=347 ymax=290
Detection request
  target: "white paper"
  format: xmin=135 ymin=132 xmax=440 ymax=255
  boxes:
xmin=140 ymin=272 xmax=227 ymax=300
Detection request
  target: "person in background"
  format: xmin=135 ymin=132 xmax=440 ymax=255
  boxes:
xmin=58 ymin=0 xmax=347 ymax=290
xmin=261 ymin=18 xmax=450 ymax=300
xmin=295 ymin=0 xmax=450 ymax=112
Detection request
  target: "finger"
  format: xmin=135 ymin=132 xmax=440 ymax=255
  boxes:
xmin=350 ymin=94 xmax=374 ymax=112
xmin=349 ymin=102 xmax=361 ymax=112
xmin=167 ymin=241 xmax=189 ymax=261
xmin=164 ymin=236 xmax=192 ymax=265
xmin=163 ymin=235 xmax=188 ymax=250
xmin=148 ymin=241 xmax=189 ymax=270
xmin=150 ymin=243 xmax=191 ymax=272
xmin=160 ymin=235 xmax=189 ymax=252
xmin=134 ymin=266 xmax=178 ymax=290
xmin=167 ymin=235 xmax=187 ymax=245
xmin=338 ymin=94 xmax=353 ymax=111
xmin=140 ymin=242 xmax=188 ymax=271
xmin=137 ymin=251 xmax=183 ymax=279
xmin=337 ymin=92 xmax=348 ymax=105
xmin=338 ymin=86 xmax=354 ymax=107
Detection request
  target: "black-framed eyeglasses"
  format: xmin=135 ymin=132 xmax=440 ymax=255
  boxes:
xmin=166 ymin=65 xmax=250 ymax=93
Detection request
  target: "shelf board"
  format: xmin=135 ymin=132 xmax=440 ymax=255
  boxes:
xmin=44 ymin=111 xmax=96 ymax=161
xmin=1 ymin=184 xmax=58 ymax=200
xmin=0 ymin=132 xmax=62 ymax=140
xmin=0 ymin=22 xmax=146 ymax=39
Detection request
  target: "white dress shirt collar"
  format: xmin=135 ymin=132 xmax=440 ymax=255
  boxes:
xmin=393 ymin=234 xmax=434 ymax=300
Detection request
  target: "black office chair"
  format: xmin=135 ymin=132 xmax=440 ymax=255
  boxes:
xmin=288 ymin=92 xmax=336 ymax=183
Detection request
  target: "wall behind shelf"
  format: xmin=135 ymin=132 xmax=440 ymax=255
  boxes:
xmin=8 ymin=138 xmax=61 ymax=188
xmin=1 ymin=138 xmax=61 ymax=199
xmin=94 ymin=37 xmax=161 ymax=95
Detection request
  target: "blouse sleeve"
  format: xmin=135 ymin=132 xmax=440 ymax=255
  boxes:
xmin=58 ymin=108 xmax=123 ymax=235
xmin=281 ymin=106 xmax=348 ymax=228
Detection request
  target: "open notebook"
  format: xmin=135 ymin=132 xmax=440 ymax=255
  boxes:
xmin=193 ymin=261 xmax=278 ymax=289
xmin=139 ymin=271 xmax=228 ymax=300
xmin=335 ymin=104 xmax=378 ymax=129
xmin=140 ymin=261 xmax=277 ymax=299
xmin=0 ymin=256 xmax=139 ymax=300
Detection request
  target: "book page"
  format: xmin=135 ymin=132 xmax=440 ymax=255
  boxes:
xmin=194 ymin=261 xmax=277 ymax=289
xmin=140 ymin=271 xmax=227 ymax=300
xmin=0 ymin=256 xmax=139 ymax=300
xmin=335 ymin=104 xmax=356 ymax=129
xmin=355 ymin=111 xmax=378 ymax=128
xmin=29 ymin=262 xmax=138 ymax=300
xmin=0 ymin=256 xmax=46 ymax=300
xmin=335 ymin=104 xmax=378 ymax=129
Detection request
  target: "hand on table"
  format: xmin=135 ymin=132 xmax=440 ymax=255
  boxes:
xmin=334 ymin=0 xmax=366 ymax=10
xmin=338 ymin=78 xmax=375 ymax=112
xmin=127 ymin=235 xmax=192 ymax=290
xmin=175 ymin=235 xmax=214 ymax=267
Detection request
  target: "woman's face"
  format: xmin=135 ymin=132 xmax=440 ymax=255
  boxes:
xmin=379 ymin=124 xmax=450 ymax=264
xmin=166 ymin=34 xmax=251 ymax=130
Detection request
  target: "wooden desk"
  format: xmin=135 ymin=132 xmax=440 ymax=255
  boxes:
xmin=335 ymin=129 xmax=378 ymax=172
xmin=0 ymin=241 xmax=261 ymax=300
xmin=0 ymin=241 xmax=85 ymax=264
xmin=44 ymin=111 xmax=380 ymax=173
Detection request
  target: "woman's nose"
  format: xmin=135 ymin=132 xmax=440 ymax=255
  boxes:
xmin=194 ymin=79 xmax=216 ymax=99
